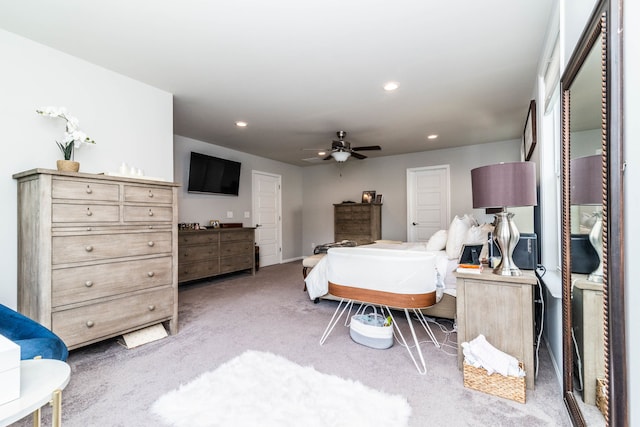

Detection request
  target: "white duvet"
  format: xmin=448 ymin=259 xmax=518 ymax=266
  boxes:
xmin=304 ymin=242 xmax=458 ymax=301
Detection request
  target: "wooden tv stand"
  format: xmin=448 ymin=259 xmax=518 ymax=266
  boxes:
xmin=178 ymin=228 xmax=255 ymax=283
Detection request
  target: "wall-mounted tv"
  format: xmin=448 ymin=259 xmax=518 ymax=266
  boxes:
xmin=187 ymin=152 xmax=241 ymax=196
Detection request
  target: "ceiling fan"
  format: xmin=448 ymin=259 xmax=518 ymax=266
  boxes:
xmin=321 ymin=131 xmax=382 ymax=162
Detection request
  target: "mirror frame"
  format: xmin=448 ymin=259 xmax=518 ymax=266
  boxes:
xmin=560 ymin=0 xmax=626 ymax=425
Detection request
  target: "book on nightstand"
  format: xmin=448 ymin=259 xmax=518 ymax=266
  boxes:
xmin=456 ymin=263 xmax=484 ymax=274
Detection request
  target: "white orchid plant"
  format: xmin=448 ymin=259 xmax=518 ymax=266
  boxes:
xmin=36 ymin=106 xmax=96 ymax=161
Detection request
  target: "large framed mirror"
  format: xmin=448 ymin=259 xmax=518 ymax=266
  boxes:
xmin=560 ymin=0 xmax=626 ymax=425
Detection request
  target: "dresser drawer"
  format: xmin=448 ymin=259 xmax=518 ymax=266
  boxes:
xmin=178 ymin=260 xmax=220 ymax=282
xmin=52 ymin=203 xmax=120 ymax=223
xmin=179 ymin=231 xmax=220 ymax=245
xmin=52 ymin=287 xmax=174 ymax=348
xmin=52 ymin=231 xmax=172 ymax=264
xmin=124 ymin=185 xmax=173 ymax=204
xmin=124 ymin=205 xmax=174 ymax=222
xmin=178 ymin=243 xmax=218 ymax=263
xmin=52 ymin=179 xmax=120 ymax=202
xmin=52 ymin=257 xmax=172 ymax=307
xmin=220 ymin=241 xmax=253 ymax=256
xmin=220 ymin=230 xmax=254 ymax=242
xmin=220 ymin=255 xmax=253 ymax=273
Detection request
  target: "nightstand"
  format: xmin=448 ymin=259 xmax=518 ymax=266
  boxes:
xmin=456 ymin=269 xmax=537 ymax=389
xmin=572 ymin=275 xmax=605 ymax=405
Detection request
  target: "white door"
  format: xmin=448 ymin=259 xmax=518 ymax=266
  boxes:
xmin=252 ymin=171 xmax=282 ymax=267
xmin=407 ymin=165 xmax=450 ymax=242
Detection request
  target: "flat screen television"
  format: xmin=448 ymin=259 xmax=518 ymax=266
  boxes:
xmin=187 ymin=152 xmax=241 ymax=195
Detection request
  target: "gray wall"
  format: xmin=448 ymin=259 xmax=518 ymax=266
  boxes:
xmin=301 ymin=139 xmax=529 ymax=256
xmin=174 ymin=135 xmax=304 ymax=262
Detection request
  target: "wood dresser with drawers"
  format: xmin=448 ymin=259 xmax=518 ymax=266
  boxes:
xmin=13 ymin=169 xmax=179 ymax=350
xmin=178 ymin=228 xmax=255 ymax=284
xmin=334 ymin=202 xmax=382 ymax=245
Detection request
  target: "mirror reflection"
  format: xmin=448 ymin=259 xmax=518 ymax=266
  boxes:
xmin=567 ymin=32 xmax=606 ymax=423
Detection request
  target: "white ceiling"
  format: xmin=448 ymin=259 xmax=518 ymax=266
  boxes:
xmin=0 ymin=0 xmax=554 ymax=167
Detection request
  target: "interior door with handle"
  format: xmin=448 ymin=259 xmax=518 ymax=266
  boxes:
xmin=407 ymin=165 xmax=450 ymax=242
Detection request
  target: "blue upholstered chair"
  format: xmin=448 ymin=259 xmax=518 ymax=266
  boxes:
xmin=0 ymin=304 xmax=68 ymax=361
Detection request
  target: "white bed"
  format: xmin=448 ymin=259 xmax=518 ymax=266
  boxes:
xmin=304 ymin=241 xmax=459 ymax=319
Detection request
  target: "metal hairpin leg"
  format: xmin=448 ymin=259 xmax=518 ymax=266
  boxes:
xmin=383 ymin=306 xmax=440 ymax=375
xmin=319 ymin=299 xmax=354 ymax=345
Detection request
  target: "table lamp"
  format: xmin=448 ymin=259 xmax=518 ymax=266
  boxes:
xmin=570 ymin=154 xmax=603 ymax=282
xmin=471 ymin=162 xmax=537 ymax=276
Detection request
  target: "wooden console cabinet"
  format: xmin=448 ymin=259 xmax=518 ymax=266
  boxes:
xmin=13 ymin=169 xmax=179 ymax=350
xmin=178 ymin=228 xmax=255 ymax=283
xmin=334 ymin=203 xmax=381 ymax=245
xmin=456 ymin=269 xmax=537 ymax=389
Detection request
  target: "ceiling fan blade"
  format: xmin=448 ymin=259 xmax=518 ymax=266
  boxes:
xmin=351 ymin=151 xmax=367 ymax=159
xmin=352 ymin=145 xmax=382 ymax=151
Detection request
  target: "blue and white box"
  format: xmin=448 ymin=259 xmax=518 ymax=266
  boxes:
xmin=0 ymin=334 xmax=20 ymax=404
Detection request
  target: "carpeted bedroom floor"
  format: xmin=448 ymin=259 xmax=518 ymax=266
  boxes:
xmin=14 ymin=261 xmax=571 ymax=426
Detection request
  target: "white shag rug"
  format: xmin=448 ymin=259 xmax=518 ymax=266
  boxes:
xmin=151 ymin=350 xmax=411 ymax=427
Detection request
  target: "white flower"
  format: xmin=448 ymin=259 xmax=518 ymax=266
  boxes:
xmin=36 ymin=106 xmax=96 ymax=160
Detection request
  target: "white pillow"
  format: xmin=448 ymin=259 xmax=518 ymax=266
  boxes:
xmin=445 ymin=216 xmax=472 ymax=259
xmin=426 ymin=229 xmax=448 ymax=251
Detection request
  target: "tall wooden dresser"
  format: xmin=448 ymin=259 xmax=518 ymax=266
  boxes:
xmin=334 ymin=203 xmax=382 ymax=245
xmin=13 ymin=169 xmax=179 ymax=350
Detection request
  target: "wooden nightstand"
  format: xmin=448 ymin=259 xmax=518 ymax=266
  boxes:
xmin=456 ymin=269 xmax=537 ymax=389
xmin=571 ymin=275 xmax=605 ymax=405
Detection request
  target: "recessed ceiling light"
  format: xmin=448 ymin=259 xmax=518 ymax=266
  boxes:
xmin=427 ymin=134 xmax=438 ymax=140
xmin=383 ymin=82 xmax=399 ymax=91
xmin=318 ymin=151 xmax=326 ymax=156
xmin=235 ymin=121 xmax=248 ymax=127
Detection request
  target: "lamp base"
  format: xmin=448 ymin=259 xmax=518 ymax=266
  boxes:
xmin=587 ymin=210 xmax=604 ymax=283
xmin=492 ymin=211 xmax=523 ymax=276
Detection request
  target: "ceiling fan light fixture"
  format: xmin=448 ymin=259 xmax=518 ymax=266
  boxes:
xmin=235 ymin=121 xmax=248 ymax=127
xmin=383 ymin=81 xmax=399 ymax=91
xmin=331 ymin=151 xmax=351 ymax=162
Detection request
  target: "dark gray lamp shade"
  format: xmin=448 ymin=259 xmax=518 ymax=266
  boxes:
xmin=570 ymin=154 xmax=603 ymax=205
xmin=471 ymin=162 xmax=537 ymax=208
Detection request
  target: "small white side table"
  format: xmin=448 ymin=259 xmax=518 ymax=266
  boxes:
xmin=0 ymin=359 xmax=71 ymax=427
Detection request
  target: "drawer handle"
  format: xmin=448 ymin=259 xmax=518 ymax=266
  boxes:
xmin=86 ymin=227 xmax=92 ymax=231
xmin=85 ymin=281 xmax=93 ymax=287
xmin=86 ymin=185 xmax=93 ymax=194
xmin=148 ymin=305 xmax=156 ymax=311
xmin=148 ymin=241 xmax=155 ymax=247
xmin=148 ymin=209 xmax=154 ymax=216
xmin=147 ymin=271 xmax=155 ymax=277
xmin=148 ymin=190 xmax=154 ymax=198
xmin=86 ymin=320 xmax=95 ymax=328
xmin=86 ymin=208 xmax=93 ymax=217
xmin=85 ymin=245 xmax=94 ymax=252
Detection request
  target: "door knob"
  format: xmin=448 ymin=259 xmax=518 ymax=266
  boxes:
xmin=412 ymin=222 xmax=419 ymax=226
xmin=255 ymin=224 xmax=262 ymax=228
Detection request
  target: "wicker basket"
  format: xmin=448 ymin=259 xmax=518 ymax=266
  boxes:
xmin=463 ymin=361 xmax=526 ymax=403
xmin=596 ymin=378 xmax=608 ymax=416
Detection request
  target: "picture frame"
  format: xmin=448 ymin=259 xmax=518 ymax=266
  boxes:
xmin=375 ymin=194 xmax=383 ymax=204
xmin=209 ymin=219 xmax=220 ymax=229
xmin=458 ymin=244 xmax=484 ymax=265
xmin=523 ymin=99 xmax=537 ymax=161
xmin=361 ymin=191 xmax=376 ymax=204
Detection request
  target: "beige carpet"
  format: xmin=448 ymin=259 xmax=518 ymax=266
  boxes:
xmin=13 ymin=261 xmax=570 ymax=426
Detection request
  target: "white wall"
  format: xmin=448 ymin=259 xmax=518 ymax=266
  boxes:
xmin=0 ymin=29 xmax=174 ymax=308
xmin=624 ymin=0 xmax=638 ymax=423
xmin=301 ymin=139 xmax=528 ymax=256
xmin=173 ymin=135 xmax=303 ymax=262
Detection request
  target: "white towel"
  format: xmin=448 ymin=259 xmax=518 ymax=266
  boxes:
xmin=462 ymin=334 xmax=525 ymax=377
